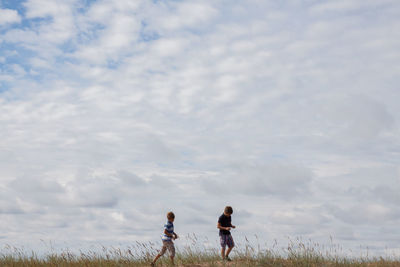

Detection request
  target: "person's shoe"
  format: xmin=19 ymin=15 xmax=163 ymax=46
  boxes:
xmin=225 ymin=256 xmax=232 ymax=261
xmin=150 ymin=262 xmax=155 ymax=267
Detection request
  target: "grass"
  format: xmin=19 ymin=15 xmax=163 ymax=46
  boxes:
xmin=1 ymin=236 xmax=400 ymax=266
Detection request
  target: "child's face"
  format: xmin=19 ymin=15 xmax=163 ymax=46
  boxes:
xmin=224 ymin=212 xmax=232 ymax=217
xmin=168 ymin=217 xmax=175 ymax=222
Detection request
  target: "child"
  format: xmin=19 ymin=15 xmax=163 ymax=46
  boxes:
xmin=151 ymin=211 xmax=178 ymax=266
xmin=217 ymin=206 xmax=236 ymax=261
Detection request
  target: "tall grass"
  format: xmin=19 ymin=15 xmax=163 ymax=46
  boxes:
xmin=1 ymin=236 xmax=400 ymax=266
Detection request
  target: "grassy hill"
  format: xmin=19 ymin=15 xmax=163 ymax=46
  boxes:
xmin=1 ymin=238 xmax=399 ymax=266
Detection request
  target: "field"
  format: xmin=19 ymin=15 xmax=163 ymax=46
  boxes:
xmin=1 ymin=237 xmax=399 ymax=266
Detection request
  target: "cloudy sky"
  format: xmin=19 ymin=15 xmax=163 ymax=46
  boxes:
xmin=1 ymin=0 xmax=400 ymax=256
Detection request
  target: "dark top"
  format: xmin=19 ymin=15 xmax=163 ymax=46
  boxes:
xmin=218 ymin=214 xmax=232 ymax=236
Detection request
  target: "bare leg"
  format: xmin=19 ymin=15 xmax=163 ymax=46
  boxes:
xmin=170 ymin=255 xmax=175 ymax=265
xmin=152 ymin=254 xmax=161 ymax=265
xmin=225 ymin=246 xmax=233 ymax=258
xmin=221 ymin=247 xmax=225 ymax=259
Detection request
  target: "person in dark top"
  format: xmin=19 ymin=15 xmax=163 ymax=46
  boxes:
xmin=217 ymin=206 xmax=236 ymax=261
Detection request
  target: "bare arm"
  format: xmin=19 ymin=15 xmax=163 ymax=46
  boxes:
xmin=164 ymin=229 xmax=174 ymax=237
xmin=173 ymin=232 xmax=179 ymax=239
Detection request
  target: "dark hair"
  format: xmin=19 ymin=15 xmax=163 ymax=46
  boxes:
xmin=224 ymin=206 xmax=233 ymax=214
xmin=167 ymin=211 xmax=175 ymax=219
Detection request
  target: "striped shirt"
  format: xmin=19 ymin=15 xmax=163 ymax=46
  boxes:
xmin=161 ymin=220 xmax=174 ymax=241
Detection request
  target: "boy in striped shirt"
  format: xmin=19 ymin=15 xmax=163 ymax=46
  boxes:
xmin=151 ymin=211 xmax=178 ymax=266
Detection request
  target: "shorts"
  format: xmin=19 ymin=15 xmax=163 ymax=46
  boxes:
xmin=220 ymin=234 xmax=234 ymax=248
xmin=159 ymin=240 xmax=175 ymax=257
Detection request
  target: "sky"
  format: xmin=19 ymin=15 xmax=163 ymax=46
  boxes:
xmin=0 ymin=0 xmax=400 ymax=257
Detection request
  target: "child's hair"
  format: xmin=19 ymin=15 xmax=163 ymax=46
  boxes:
xmin=167 ymin=211 xmax=175 ymax=219
xmin=224 ymin=206 xmax=233 ymax=214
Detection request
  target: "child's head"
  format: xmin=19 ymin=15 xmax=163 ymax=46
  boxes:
xmin=167 ymin=211 xmax=175 ymax=222
xmin=224 ymin=206 xmax=233 ymax=216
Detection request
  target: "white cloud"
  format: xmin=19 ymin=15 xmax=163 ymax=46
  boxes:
xmin=328 ymin=203 xmax=399 ymax=225
xmin=23 ymin=0 xmax=67 ymax=18
xmin=150 ymin=1 xmax=218 ymax=31
xmin=201 ymin=163 xmax=313 ymax=199
xmin=317 ymin=94 xmax=394 ymax=144
xmin=23 ymin=0 xmax=76 ymax=43
xmin=309 ymin=0 xmax=396 ymax=15
xmin=0 ymin=8 xmax=21 ymax=25
xmin=150 ymin=38 xmax=189 ymax=57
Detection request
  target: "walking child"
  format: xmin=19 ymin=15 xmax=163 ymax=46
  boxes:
xmin=217 ymin=206 xmax=236 ymax=261
xmin=151 ymin=211 xmax=178 ymax=266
